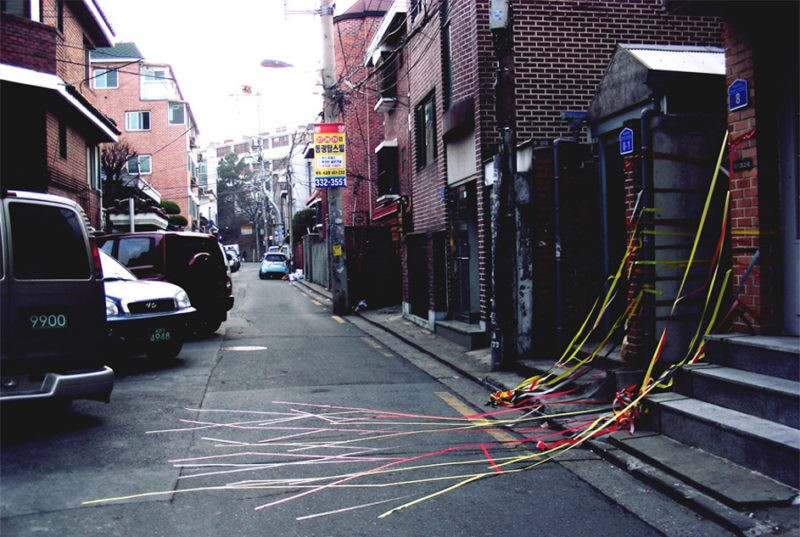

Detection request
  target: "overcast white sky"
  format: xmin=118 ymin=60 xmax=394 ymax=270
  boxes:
xmin=98 ymin=0 xmax=358 ymax=144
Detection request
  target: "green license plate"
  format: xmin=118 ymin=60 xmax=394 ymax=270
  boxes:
xmin=149 ymin=327 xmax=172 ymax=342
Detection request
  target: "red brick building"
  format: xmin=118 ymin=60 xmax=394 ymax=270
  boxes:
xmin=322 ymin=1 xmax=797 ymax=363
xmin=90 ymin=42 xmax=200 ymax=231
xmin=305 ymin=0 xmax=400 ymax=303
xmin=1 ymin=0 xmax=120 ymax=228
xmin=366 ymin=0 xmax=727 ymax=359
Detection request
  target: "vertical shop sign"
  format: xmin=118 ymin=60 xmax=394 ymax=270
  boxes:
xmin=313 ymin=123 xmax=347 ymax=188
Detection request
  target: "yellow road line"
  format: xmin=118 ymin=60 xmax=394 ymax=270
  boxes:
xmin=436 ymin=392 xmax=519 ymax=445
xmin=310 ymin=299 xmax=322 ymax=307
xmin=361 ymin=336 xmax=394 ymax=357
xmin=332 ymin=315 xmax=346 ymax=324
xmin=361 ymin=336 xmax=382 ymax=349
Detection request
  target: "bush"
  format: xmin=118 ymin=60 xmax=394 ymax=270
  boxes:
xmin=168 ymin=214 xmax=188 ymax=228
xmin=161 ymin=200 xmax=181 ymax=215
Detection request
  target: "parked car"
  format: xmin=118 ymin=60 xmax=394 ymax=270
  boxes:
xmin=100 ymin=250 xmax=196 ymax=360
xmin=0 ymin=190 xmax=114 ymax=404
xmin=225 ymin=250 xmax=241 ymax=272
xmin=97 ymin=231 xmax=234 ymax=335
xmin=259 ymin=252 xmax=290 ymax=280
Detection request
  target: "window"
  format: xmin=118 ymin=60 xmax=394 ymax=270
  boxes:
xmin=272 ymin=135 xmax=289 ymax=147
xmin=441 ymin=1 xmax=453 ymax=110
xmin=83 ymin=37 xmax=91 ymax=83
xmin=125 ymin=111 xmax=151 ymax=131
xmin=415 ymin=94 xmax=437 ymax=169
xmin=1 ymin=0 xmax=29 ymax=17
xmin=87 ymin=145 xmax=100 ymax=190
xmin=93 ymin=68 xmax=118 ymax=89
xmin=144 ymin=68 xmax=166 ymax=82
xmin=168 ymin=102 xmax=185 ymax=124
xmin=126 ymin=155 xmax=152 ymax=175
xmin=376 ymin=142 xmax=399 ymax=197
xmin=110 ymin=237 xmax=156 ymax=267
xmin=58 ymin=119 xmax=67 ymax=159
xmin=377 ymin=54 xmax=398 ymax=100
xmin=10 ymin=202 xmax=90 ymax=280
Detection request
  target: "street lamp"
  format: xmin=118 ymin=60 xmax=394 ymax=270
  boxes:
xmin=258 ymin=58 xmax=294 ymax=255
xmin=260 ymin=59 xmax=293 ymax=69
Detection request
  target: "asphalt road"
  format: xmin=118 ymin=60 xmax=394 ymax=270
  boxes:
xmin=1 ymin=264 xmax=733 ymax=536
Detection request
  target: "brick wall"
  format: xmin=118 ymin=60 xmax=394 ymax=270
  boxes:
xmin=93 ymin=61 xmax=195 ymax=227
xmin=0 ymin=14 xmax=57 ymax=73
xmin=1 ymin=1 xmax=108 ymax=227
xmin=512 ymin=1 xmax=723 ymax=144
xmin=334 ymin=13 xmax=386 ymax=226
xmin=54 ymin=0 xmax=101 ymax=108
xmin=723 ymin=13 xmax=787 ymax=335
xmin=44 ymin=112 xmax=106 ymax=227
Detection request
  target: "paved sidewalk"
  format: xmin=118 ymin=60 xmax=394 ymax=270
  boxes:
xmin=294 ymin=278 xmax=525 ymax=394
xmin=294 ymin=277 xmax=800 ymax=536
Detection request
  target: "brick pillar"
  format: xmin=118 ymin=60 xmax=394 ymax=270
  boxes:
xmin=620 ymin=152 xmax=651 ymax=364
xmin=725 ymin=20 xmax=781 ymax=334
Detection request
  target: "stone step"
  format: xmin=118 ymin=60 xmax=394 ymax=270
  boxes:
xmin=606 ymin=431 xmax=798 ymax=510
xmin=645 ymin=392 xmax=800 ymax=488
xmin=676 ymin=364 xmax=800 ymax=428
xmin=703 ymin=335 xmax=800 ymax=381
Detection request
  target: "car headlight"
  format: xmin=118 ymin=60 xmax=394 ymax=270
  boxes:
xmin=175 ymin=289 xmax=192 ymax=309
xmin=105 ymin=297 xmax=120 ymax=316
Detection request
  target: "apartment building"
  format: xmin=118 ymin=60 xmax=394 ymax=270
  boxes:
xmin=90 ymin=42 xmax=200 ymax=230
xmin=1 ymin=0 xmax=119 ymax=228
xmin=205 ymin=126 xmax=312 ymax=259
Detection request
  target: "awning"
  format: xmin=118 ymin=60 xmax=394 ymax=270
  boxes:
xmin=373 ymin=199 xmax=399 ymax=220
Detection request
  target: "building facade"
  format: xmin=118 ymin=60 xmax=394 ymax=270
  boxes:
xmin=1 ymin=0 xmax=119 ymax=228
xmin=367 ymin=1 xmax=727 ymax=360
xmin=90 ymin=42 xmax=200 ymax=231
xmin=205 ymin=125 xmax=312 ymax=261
xmin=663 ymin=0 xmax=799 ymax=338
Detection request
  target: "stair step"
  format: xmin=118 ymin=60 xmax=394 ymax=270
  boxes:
xmin=679 ymin=364 xmax=800 ymax=428
xmin=703 ymin=335 xmax=800 ymax=380
xmin=607 ymin=431 xmax=798 ymax=509
xmin=646 ymin=393 xmax=800 ymax=487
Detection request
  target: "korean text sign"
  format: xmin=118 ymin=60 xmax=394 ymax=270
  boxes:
xmin=313 ymin=123 xmax=347 ymax=188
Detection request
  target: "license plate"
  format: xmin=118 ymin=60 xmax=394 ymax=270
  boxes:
xmin=149 ymin=327 xmax=172 ymax=342
xmin=24 ymin=310 xmax=69 ymax=332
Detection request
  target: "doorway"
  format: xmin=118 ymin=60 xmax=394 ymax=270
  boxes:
xmin=450 ymin=183 xmax=479 ymax=323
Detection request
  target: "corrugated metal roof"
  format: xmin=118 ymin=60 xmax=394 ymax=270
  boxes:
xmin=622 ymin=44 xmax=725 ymax=75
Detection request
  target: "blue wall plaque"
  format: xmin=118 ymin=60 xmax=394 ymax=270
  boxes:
xmin=728 ymin=79 xmax=749 ymax=111
xmin=619 ymin=127 xmax=634 ymax=155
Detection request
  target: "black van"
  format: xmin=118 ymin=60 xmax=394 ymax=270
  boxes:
xmin=0 ymin=190 xmax=114 ymax=404
xmin=97 ymin=231 xmax=234 ymax=335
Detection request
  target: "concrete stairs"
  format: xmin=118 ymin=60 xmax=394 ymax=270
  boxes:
xmin=596 ymin=334 xmax=800 ymax=535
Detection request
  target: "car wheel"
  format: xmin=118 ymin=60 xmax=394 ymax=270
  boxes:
xmin=259 ymin=274 xmax=266 ymax=280
xmin=193 ymin=316 xmax=222 ymax=336
xmin=147 ymin=340 xmax=183 ymax=360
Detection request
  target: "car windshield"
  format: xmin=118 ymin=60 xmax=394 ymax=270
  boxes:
xmin=99 ymin=250 xmax=136 ymax=281
xmin=264 ymin=254 xmax=285 ymax=262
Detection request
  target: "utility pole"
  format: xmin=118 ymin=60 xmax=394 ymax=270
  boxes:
xmin=490 ymin=0 xmax=516 ymax=370
xmin=321 ymin=0 xmax=349 ymax=314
